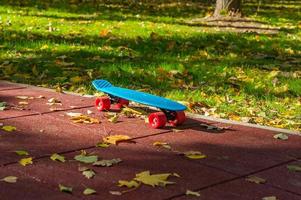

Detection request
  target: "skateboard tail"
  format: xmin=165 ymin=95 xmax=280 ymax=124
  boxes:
xmin=92 ymin=80 xmax=113 ymax=89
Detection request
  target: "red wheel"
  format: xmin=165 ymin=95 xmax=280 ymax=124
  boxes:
xmin=95 ymin=97 xmax=111 ymax=111
xmin=148 ymin=112 xmax=167 ymax=129
xmin=115 ymin=98 xmax=129 ymax=109
xmin=169 ymin=111 xmax=186 ymax=126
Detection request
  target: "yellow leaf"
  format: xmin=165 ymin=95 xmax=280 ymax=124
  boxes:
xmin=83 ymin=188 xmax=96 ymax=195
xmin=184 ymin=151 xmax=207 ymax=159
xmin=19 ymin=157 xmax=33 ymax=166
xmin=2 ymin=125 xmax=16 ymax=132
xmin=50 ymin=153 xmax=65 ymax=162
xmin=118 ymin=180 xmax=140 ymax=188
xmin=15 ymin=150 xmax=29 ymax=156
xmin=71 ymin=115 xmax=99 ymax=124
xmin=103 ymin=135 xmax=130 ymax=145
xmin=134 ymin=171 xmax=175 ymax=187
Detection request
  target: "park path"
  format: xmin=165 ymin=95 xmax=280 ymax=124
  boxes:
xmin=0 ymin=81 xmax=300 ymax=200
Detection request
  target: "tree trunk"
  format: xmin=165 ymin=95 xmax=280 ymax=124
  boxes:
xmin=214 ymin=0 xmax=242 ymax=17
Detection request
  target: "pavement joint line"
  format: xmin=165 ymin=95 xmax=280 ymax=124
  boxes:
xmin=2 ymin=80 xmax=299 ymax=135
xmin=166 ymin=158 xmax=301 ymax=199
xmin=0 ymin=105 xmax=94 ymax=120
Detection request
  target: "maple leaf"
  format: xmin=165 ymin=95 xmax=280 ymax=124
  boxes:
xmin=134 ymin=171 xmax=175 ymax=187
xmin=184 ymin=151 xmax=207 ymax=159
xmin=19 ymin=157 xmax=33 ymax=166
xmin=118 ymin=180 xmax=140 ymax=188
xmin=2 ymin=125 xmax=17 ymax=132
xmin=1 ymin=176 xmax=17 ymax=183
xmin=50 ymin=153 xmax=65 ymax=162
xmin=103 ymin=135 xmax=131 ymax=145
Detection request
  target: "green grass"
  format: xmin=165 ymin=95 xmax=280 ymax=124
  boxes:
xmin=0 ymin=0 xmax=300 ymax=131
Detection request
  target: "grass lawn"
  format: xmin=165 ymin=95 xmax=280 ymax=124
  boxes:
xmin=0 ymin=0 xmax=300 ymax=131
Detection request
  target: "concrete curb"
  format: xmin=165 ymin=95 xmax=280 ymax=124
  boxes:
xmin=1 ymin=80 xmax=300 ymax=135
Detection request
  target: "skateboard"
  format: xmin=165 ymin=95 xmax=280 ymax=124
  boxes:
xmin=92 ymin=79 xmax=187 ymax=128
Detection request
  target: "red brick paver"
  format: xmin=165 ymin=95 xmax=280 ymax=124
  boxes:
xmin=0 ymin=81 xmax=300 ymax=200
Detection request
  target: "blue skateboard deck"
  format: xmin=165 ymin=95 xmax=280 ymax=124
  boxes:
xmin=92 ymin=80 xmax=187 ymax=111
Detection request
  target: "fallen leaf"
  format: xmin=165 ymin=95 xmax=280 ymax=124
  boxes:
xmin=1 ymin=176 xmax=17 ymax=183
xmin=83 ymin=188 xmax=96 ymax=195
xmin=2 ymin=125 xmax=17 ymax=132
xmin=134 ymin=171 xmax=175 ymax=187
xmin=36 ymin=95 xmax=45 ymax=99
xmin=0 ymin=102 xmax=7 ymax=110
xmin=121 ymin=107 xmax=147 ymax=118
xmin=96 ymin=142 xmax=110 ymax=148
xmin=82 ymin=169 xmax=96 ymax=179
xmin=18 ymin=101 xmax=28 ymax=105
xmin=273 ymin=133 xmax=288 ymax=140
xmin=71 ymin=115 xmax=100 ymax=124
xmin=109 ymin=191 xmax=122 ymax=196
xmin=15 ymin=150 xmax=29 ymax=156
xmin=59 ymin=184 xmax=72 ymax=193
xmin=185 ymin=190 xmax=201 ymax=197
xmin=118 ymin=180 xmax=140 ymax=188
xmin=16 ymin=96 xmax=33 ymax=100
xmin=65 ymin=112 xmax=82 ymax=117
xmin=19 ymin=157 xmax=33 ymax=166
xmin=245 ymin=176 xmax=266 ymax=184
xmin=74 ymin=154 xmax=98 ymax=164
xmin=93 ymin=158 xmax=122 ymax=167
xmin=262 ymin=196 xmax=277 ymax=200
xmin=50 ymin=153 xmax=65 ymax=162
xmin=47 ymin=98 xmax=62 ymax=106
xmin=172 ymin=173 xmax=181 ymax=177
xmin=107 ymin=113 xmax=119 ymax=123
xmin=103 ymin=135 xmax=130 ymax=145
xmin=153 ymin=141 xmax=171 ymax=150
xmin=287 ymin=164 xmax=301 ymax=172
xmin=184 ymin=151 xmax=207 ymax=159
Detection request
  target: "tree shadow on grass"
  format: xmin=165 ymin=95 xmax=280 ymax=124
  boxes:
xmin=0 ymin=27 xmax=300 ymax=98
